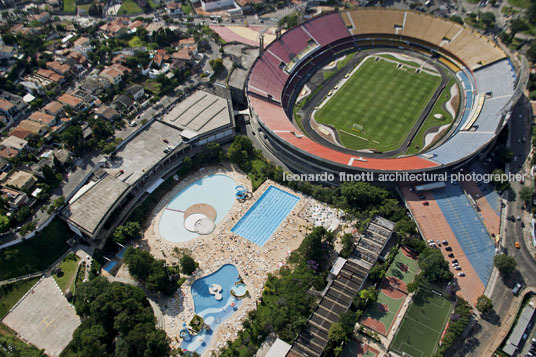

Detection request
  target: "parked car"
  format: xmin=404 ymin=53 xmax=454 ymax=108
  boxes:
xmin=445 ymin=247 xmax=452 ymax=252
xmin=452 ymin=259 xmax=458 ymax=264
xmin=442 ymin=240 xmax=448 ymax=245
xmin=513 ymin=282 xmax=523 ymax=296
xmin=448 ymin=253 xmax=454 ymax=258
xmin=458 ymin=272 xmax=465 ymax=277
xmin=454 ymin=266 xmax=462 ymax=270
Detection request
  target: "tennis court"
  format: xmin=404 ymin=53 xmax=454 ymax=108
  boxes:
xmin=385 ymin=247 xmax=420 ymax=289
xmin=390 ymin=289 xmax=453 ymax=357
xmin=361 ymin=287 xmax=405 ymax=336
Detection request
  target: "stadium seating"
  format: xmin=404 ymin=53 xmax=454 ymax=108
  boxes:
xmin=302 ymin=13 xmax=350 ymax=46
xmin=248 ymin=9 xmax=516 ymax=172
xmin=269 ymin=26 xmax=312 ymax=63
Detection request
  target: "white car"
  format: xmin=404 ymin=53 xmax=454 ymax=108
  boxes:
xmin=458 ymin=272 xmax=465 ymax=277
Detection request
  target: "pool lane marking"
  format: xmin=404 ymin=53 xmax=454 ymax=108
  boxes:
xmin=166 ymin=208 xmax=185 ymax=213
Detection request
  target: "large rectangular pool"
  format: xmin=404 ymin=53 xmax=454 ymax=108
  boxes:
xmin=231 ymin=186 xmax=299 ymax=246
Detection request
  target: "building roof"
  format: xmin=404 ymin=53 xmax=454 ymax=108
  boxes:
xmin=11 ymin=120 xmax=46 ymax=136
xmin=507 ymin=305 xmax=535 ymax=347
xmin=63 ymin=174 xmax=130 ymax=236
xmin=1 ymin=135 xmax=27 ymax=150
xmin=179 ymin=37 xmax=195 ymax=46
xmin=36 ymin=68 xmax=63 ymax=82
xmin=128 ymin=20 xmax=144 ymax=29
xmin=6 ymin=170 xmax=36 ymax=190
xmin=29 ymin=111 xmax=55 ymax=125
xmin=73 ymin=36 xmax=90 ymax=47
xmin=58 ymin=93 xmax=82 ymax=107
xmin=531 ymin=101 xmax=536 ymax=117
xmin=95 ymin=105 xmax=118 ymax=120
xmin=0 ymin=147 xmax=18 ymax=159
xmin=100 ymin=67 xmax=122 ymax=80
xmin=172 ymin=46 xmax=195 ymax=61
xmin=126 ymin=84 xmax=144 ymax=96
xmin=113 ymin=94 xmax=135 ymax=108
xmin=160 ymin=90 xmax=232 ymax=136
xmin=266 ymin=338 xmax=292 ymax=357
xmin=44 ymin=101 xmax=63 ymax=114
xmin=0 ymin=98 xmax=13 ymax=111
xmin=47 ymin=61 xmax=71 ymax=74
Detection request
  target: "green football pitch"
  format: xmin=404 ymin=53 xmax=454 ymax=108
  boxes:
xmin=390 ymin=289 xmax=453 ymax=357
xmin=314 ymin=57 xmax=442 ymax=152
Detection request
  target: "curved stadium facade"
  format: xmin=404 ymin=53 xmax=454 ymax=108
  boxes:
xmin=246 ymin=9 xmax=519 ymax=175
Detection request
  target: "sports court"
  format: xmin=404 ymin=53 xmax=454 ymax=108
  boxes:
xmin=432 ymin=182 xmax=496 ymax=285
xmin=2 ymin=277 xmax=81 ymax=357
xmin=361 ymin=248 xmax=419 ymax=335
xmin=315 ymin=56 xmax=442 ymax=152
xmin=390 ymin=289 xmax=453 ymax=357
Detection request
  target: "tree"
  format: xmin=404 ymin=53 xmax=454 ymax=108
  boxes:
xmin=359 ymin=286 xmax=378 ymax=304
xmin=395 ymin=217 xmax=416 ymax=237
xmin=124 ymin=247 xmax=153 ymax=281
xmin=227 ymin=136 xmax=254 ymax=170
xmin=0 ymin=215 xmax=9 ymax=233
xmin=449 ymin=15 xmax=463 ymax=24
xmin=479 ymin=12 xmax=496 ymax=30
xmin=339 ymin=233 xmax=354 ymax=259
xmin=418 ymin=248 xmax=453 ymax=282
xmin=528 ymin=42 xmax=536 ymax=64
xmin=368 ymin=263 xmax=385 ymax=283
xmin=88 ymin=3 xmax=103 ymax=16
xmin=42 ymin=164 xmax=59 ymax=186
xmin=102 ymin=142 xmax=117 ymax=154
xmin=520 ymin=186 xmax=533 ymax=204
xmin=113 ymin=222 xmax=141 ymax=244
xmin=209 ymin=58 xmax=224 ymax=75
xmin=476 ymin=294 xmax=493 ymax=314
xmin=510 ymin=18 xmax=529 ymax=36
xmin=494 ymin=254 xmax=516 ymax=276
xmin=180 ymin=253 xmax=198 ymax=275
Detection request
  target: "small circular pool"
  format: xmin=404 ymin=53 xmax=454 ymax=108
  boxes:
xmin=158 ymin=174 xmax=236 ymax=243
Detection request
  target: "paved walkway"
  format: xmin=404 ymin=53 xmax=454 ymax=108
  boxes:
xmin=459 ymin=179 xmax=500 ymax=237
xmin=400 ymin=185 xmax=484 ymax=306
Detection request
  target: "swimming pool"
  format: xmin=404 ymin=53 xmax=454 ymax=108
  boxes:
xmin=180 ymin=264 xmax=244 ymax=354
xmin=231 ymin=186 xmax=299 ymax=246
xmin=159 ymin=174 xmax=236 ymax=243
xmin=102 ymin=261 xmax=117 ymax=273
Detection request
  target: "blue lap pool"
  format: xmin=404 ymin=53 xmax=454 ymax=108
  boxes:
xmin=231 ymin=186 xmax=300 ymax=246
xmin=180 ymin=264 xmax=246 ymax=354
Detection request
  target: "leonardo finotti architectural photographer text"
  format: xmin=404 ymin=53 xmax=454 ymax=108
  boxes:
xmin=283 ymin=171 xmax=527 ymax=184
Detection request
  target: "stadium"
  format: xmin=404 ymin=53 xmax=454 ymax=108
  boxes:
xmin=246 ymin=8 xmax=523 ymax=177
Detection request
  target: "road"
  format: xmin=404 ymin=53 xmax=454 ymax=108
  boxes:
xmin=456 ymin=96 xmax=535 ymax=356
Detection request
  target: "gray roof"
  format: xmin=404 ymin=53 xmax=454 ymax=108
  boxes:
xmin=507 ymin=305 xmax=535 ymax=347
xmin=159 ymin=90 xmax=232 ymax=136
xmin=62 ymin=174 xmax=130 ymax=236
xmin=126 ymin=84 xmax=144 ymax=96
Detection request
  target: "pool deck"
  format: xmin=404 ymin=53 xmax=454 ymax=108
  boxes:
xmin=131 ymin=164 xmax=315 ymax=355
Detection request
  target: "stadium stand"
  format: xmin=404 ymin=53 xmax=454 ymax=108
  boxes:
xmin=269 ymin=27 xmax=312 ymax=63
xmin=302 ymin=13 xmax=351 ymax=46
xmin=247 ymin=9 xmax=517 ymax=173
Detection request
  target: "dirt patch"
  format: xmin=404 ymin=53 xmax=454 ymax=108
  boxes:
xmin=451 ymin=92 xmax=460 ymax=114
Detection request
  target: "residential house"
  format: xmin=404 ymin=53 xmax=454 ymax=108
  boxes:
xmin=200 ymin=0 xmax=234 ymax=11
xmin=1 ymin=187 xmax=29 ymax=210
xmin=179 ymin=37 xmax=195 ymax=47
xmin=73 ymin=36 xmax=91 ymax=56
xmin=6 ymin=170 xmax=36 ymax=191
xmin=100 ymin=67 xmax=123 ymax=85
xmin=28 ymin=111 xmax=56 ymax=127
xmin=31 ymin=157 xmax=53 ymax=180
xmin=21 ymin=81 xmax=44 ymax=95
xmin=112 ymin=94 xmax=135 ymax=111
xmin=53 ymin=148 xmax=73 ymax=168
xmin=35 ymin=68 xmax=64 ymax=84
xmin=128 ymin=20 xmax=144 ymax=30
xmin=80 ymin=76 xmax=111 ymax=95
xmin=0 ymin=135 xmax=28 ymax=152
xmin=46 ymin=60 xmax=72 ymax=76
xmin=0 ymin=146 xmax=18 ymax=159
xmin=126 ymin=84 xmax=145 ymax=100
xmin=58 ymin=93 xmax=83 ymax=110
xmin=0 ymin=157 xmax=11 ymax=172
xmin=43 ymin=101 xmax=64 ymax=117
xmin=167 ymin=2 xmax=183 ymax=16
xmin=0 ymin=45 xmax=14 ymax=59
xmin=10 ymin=119 xmax=47 ymax=139
xmin=0 ymin=92 xmax=27 ymax=122
xmin=29 ymin=12 xmax=51 ymax=24
xmin=94 ymin=105 xmax=118 ymax=121
xmin=172 ymin=45 xmax=196 ymax=63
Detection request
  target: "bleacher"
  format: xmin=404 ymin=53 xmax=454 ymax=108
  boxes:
xmin=248 ymin=51 xmax=288 ymax=102
xmin=344 ymin=9 xmax=404 ymax=35
xmin=302 ymin=13 xmax=350 ymax=46
xmin=422 ymin=131 xmax=494 ymax=165
xmin=269 ymin=26 xmax=312 ymax=63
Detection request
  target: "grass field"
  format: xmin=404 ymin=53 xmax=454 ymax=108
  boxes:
xmin=315 ymin=57 xmax=442 ymax=152
xmin=128 ymin=36 xmax=145 ymax=47
xmin=0 ymin=219 xmax=71 ymax=280
xmin=52 ymin=253 xmax=80 ymax=293
xmin=0 ymin=278 xmax=39 ymax=318
xmin=118 ymin=0 xmax=142 ymax=14
xmin=406 ymin=78 xmax=457 ymax=155
xmin=508 ymin=0 xmax=531 ymax=8
xmin=63 ymin=0 xmax=76 ymax=12
xmin=390 ymin=289 xmax=453 ymax=357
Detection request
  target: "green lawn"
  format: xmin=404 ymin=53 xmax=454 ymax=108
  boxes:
xmin=390 ymin=289 xmax=453 ymax=357
xmin=378 ymin=53 xmax=420 ymax=68
xmin=248 ymin=159 xmax=268 ymax=191
xmin=0 ymin=278 xmax=39 ymax=318
xmin=143 ymin=79 xmax=162 ymax=95
xmin=118 ymin=0 xmax=142 ymax=15
xmin=0 ymin=323 xmax=42 ymax=356
xmin=63 ymin=0 xmax=76 ymax=12
xmin=362 ymin=289 xmax=404 ymax=335
xmin=182 ymin=1 xmax=194 ymax=14
xmin=0 ymin=219 xmax=71 ymax=280
xmin=508 ymin=0 xmax=531 ymax=7
xmin=128 ymin=36 xmax=145 ymax=47
xmin=52 ymin=253 xmax=80 ymax=293
xmin=315 ymin=57 xmax=442 ymax=152
xmin=406 ymin=78 xmax=457 ymax=155
xmin=323 ymin=52 xmax=357 ymax=81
